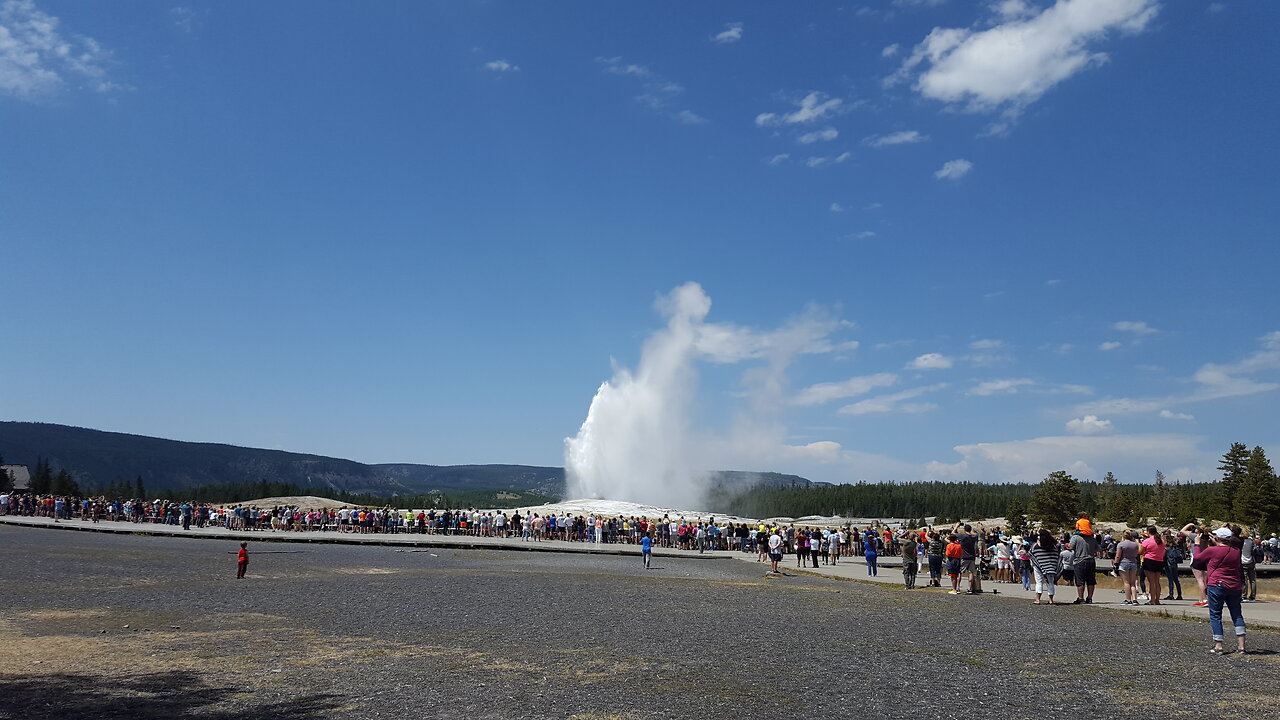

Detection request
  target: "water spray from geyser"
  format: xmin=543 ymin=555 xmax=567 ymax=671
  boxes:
xmin=563 ymin=282 xmax=714 ymax=510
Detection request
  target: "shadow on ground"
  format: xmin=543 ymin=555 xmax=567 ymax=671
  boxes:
xmin=0 ymin=670 xmax=343 ymax=720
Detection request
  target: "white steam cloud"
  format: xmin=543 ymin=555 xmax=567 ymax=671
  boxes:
xmin=563 ymin=282 xmax=848 ymax=507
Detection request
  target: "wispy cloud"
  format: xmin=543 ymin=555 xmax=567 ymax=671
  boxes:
xmin=0 ymin=0 xmax=122 ymax=99
xmin=1112 ymin=320 xmax=1159 ymax=335
xmin=806 ymin=152 xmax=851 ymax=168
xmin=865 ymin=130 xmax=928 ymax=147
xmin=829 ymin=202 xmax=845 ymax=213
xmin=907 ymin=353 xmax=953 ymax=370
xmin=767 ymin=153 xmax=791 ymax=166
xmin=882 ymin=43 xmax=901 ymax=57
xmin=847 ymin=231 xmax=878 ymax=239
xmin=969 ymin=339 xmax=1004 ymax=350
xmin=839 ymin=383 xmax=947 ymax=416
xmin=793 ymin=373 xmax=899 ymax=406
xmin=1099 ymin=341 xmax=1122 ymax=351
xmin=926 ymin=433 xmax=1201 ymax=484
xmin=712 ymin=22 xmax=744 ymax=44
xmin=934 ymin=158 xmax=973 ymax=180
xmin=1076 ymin=331 xmax=1280 ymax=415
xmin=799 ymin=127 xmax=839 ymax=144
xmin=886 ymin=0 xmax=1159 ymax=131
xmin=1159 ymin=409 xmax=1194 ymax=421
xmin=596 ymin=56 xmax=703 ymax=124
xmin=968 ymin=378 xmax=1033 ymax=396
xmin=756 ymin=91 xmax=844 ymax=127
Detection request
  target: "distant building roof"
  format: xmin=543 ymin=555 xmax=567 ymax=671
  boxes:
xmin=2 ymin=465 xmax=30 ymax=491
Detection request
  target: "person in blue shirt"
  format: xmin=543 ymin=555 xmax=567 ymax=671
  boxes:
xmin=641 ymin=533 xmax=653 ymax=569
xmin=863 ymin=528 xmax=879 ymax=576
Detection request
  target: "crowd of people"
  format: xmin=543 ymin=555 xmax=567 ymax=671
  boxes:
xmin=1 ymin=494 xmax=1270 ymax=653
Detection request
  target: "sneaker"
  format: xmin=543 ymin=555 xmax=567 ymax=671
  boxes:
xmin=1193 ymin=601 xmax=1208 ymax=607
xmin=1071 ymin=599 xmax=1083 ymax=604
xmin=1085 ymin=598 xmax=1093 ymax=604
xmin=948 ymin=590 xmax=960 ymax=595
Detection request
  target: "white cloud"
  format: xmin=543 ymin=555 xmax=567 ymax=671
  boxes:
xmin=798 ymin=127 xmax=839 ymax=144
xmin=969 ymin=339 xmax=1003 ymax=350
xmin=839 ymin=383 xmax=946 ymax=416
xmin=1207 ymin=2 xmax=1226 ymax=13
xmin=888 ymin=0 xmax=1159 ymax=124
xmin=1076 ymin=332 xmax=1280 ymax=416
xmin=934 ymin=158 xmax=973 ymax=179
xmin=906 ymin=352 xmax=953 ymax=370
xmin=170 ymin=6 xmax=195 ymax=33
xmin=712 ymin=22 xmax=744 ymax=44
xmin=1159 ymin=409 xmax=1194 ymax=421
xmin=968 ymin=378 xmax=1033 ymax=396
xmin=0 ymin=0 xmax=120 ymax=99
xmin=756 ymin=91 xmax=844 ymax=127
xmin=1098 ymin=341 xmax=1122 ymax=351
xmin=484 ymin=59 xmax=520 ymax=72
xmin=1066 ymin=414 xmax=1112 ymax=435
xmin=793 ymin=373 xmax=899 ymax=406
xmin=829 ymin=202 xmax=845 ymax=212
xmin=677 ymin=109 xmax=708 ymax=124
xmin=865 ymin=130 xmax=928 ymax=147
xmin=925 ymin=433 xmax=1201 ymax=484
xmin=597 ymin=56 xmax=703 ymax=124
xmin=806 ymin=152 xmax=851 ymax=168
xmin=847 ymin=231 xmax=878 ymax=239
xmin=1112 ymin=320 xmax=1158 ymax=335
xmin=882 ymin=43 xmax=900 ymax=57
xmin=767 ymin=153 xmax=791 ymax=165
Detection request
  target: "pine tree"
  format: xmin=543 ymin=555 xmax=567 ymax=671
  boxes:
xmin=135 ymin=475 xmax=146 ymax=499
xmin=51 ymin=469 xmax=81 ymax=497
xmin=1029 ymin=470 xmax=1081 ymax=529
xmin=30 ymin=458 xmax=53 ymax=494
xmin=1152 ymin=470 xmax=1172 ymax=524
xmin=1218 ymin=442 xmax=1250 ymax=518
xmin=1234 ymin=446 xmax=1279 ymax=530
xmin=1097 ymin=472 xmax=1122 ymax=521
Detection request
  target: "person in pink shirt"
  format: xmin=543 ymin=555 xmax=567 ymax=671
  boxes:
xmin=1200 ymin=526 xmax=1246 ymax=655
xmin=1140 ymin=525 xmax=1166 ymax=605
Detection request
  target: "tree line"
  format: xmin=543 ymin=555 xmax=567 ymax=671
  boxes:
xmin=709 ymin=442 xmax=1278 ymax=533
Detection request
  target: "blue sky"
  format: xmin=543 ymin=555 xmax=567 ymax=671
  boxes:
xmin=2 ymin=0 xmax=1277 ymax=487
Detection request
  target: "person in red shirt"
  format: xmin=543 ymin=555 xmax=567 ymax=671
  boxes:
xmin=236 ymin=542 xmax=249 ymax=579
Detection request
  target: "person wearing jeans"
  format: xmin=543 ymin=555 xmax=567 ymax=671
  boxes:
xmin=1200 ymin=527 xmax=1246 ymax=655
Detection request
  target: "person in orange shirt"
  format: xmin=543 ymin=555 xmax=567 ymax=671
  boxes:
xmin=945 ymin=535 xmax=964 ymax=593
xmin=236 ymin=542 xmax=248 ymax=579
xmin=1075 ymin=512 xmax=1092 ymax=537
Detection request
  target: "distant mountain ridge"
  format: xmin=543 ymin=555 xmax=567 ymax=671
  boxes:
xmin=0 ymin=422 xmax=819 ymax=497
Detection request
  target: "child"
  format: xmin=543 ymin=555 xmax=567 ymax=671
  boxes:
xmin=641 ymin=533 xmax=652 ymax=569
xmin=236 ymin=541 xmax=248 ymax=579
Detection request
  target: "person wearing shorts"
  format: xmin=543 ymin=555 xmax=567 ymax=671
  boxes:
xmin=1070 ymin=531 xmax=1097 ymax=604
xmin=767 ymin=530 xmax=784 ymax=574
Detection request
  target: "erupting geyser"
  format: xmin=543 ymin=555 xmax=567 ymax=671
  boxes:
xmin=564 ymin=282 xmax=711 ymax=509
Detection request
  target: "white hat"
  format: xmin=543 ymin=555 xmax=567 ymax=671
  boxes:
xmin=1213 ymin=527 xmax=1234 ymax=540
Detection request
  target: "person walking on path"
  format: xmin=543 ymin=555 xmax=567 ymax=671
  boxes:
xmin=236 ymin=541 xmax=248 ymax=579
xmin=1202 ymin=526 xmax=1247 ymax=655
xmin=1030 ymin=530 xmax=1061 ymax=605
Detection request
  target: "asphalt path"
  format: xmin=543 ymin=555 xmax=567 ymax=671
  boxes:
xmin=1 ymin=524 xmax=1277 ymax=720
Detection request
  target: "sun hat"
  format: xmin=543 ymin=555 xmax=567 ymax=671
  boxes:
xmin=1213 ymin=527 xmax=1233 ymax=539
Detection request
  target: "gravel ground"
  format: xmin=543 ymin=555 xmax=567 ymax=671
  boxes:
xmin=0 ymin=525 xmax=1276 ymax=720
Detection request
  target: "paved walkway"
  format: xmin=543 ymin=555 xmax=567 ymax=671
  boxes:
xmin=5 ymin=515 xmax=1278 ymax=629
xmin=744 ymin=553 xmax=1280 ymax=629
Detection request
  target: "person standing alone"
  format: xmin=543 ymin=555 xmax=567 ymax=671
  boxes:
xmin=236 ymin=541 xmax=249 ymax=579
